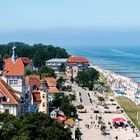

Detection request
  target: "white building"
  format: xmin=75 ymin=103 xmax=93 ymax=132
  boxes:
xmin=0 ymin=78 xmax=21 ymax=116
xmin=2 ymin=46 xmax=32 ymax=92
xmin=46 ymin=58 xmax=67 ymax=73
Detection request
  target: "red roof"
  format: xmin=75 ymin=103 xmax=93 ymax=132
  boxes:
xmin=25 ymin=75 xmax=40 ymax=91
xmin=32 ymin=91 xmax=41 ymax=103
xmin=3 ymin=57 xmax=31 ymax=76
xmin=45 ymin=77 xmax=57 ymax=87
xmin=48 ymin=87 xmax=60 ymax=93
xmin=21 ymin=57 xmax=31 ymax=66
xmin=67 ymin=56 xmax=89 ymax=64
xmin=0 ymin=79 xmax=20 ymax=105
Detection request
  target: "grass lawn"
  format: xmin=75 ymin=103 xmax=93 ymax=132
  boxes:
xmin=116 ymin=96 xmax=140 ymax=129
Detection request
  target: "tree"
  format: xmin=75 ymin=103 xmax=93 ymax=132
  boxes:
xmin=76 ymin=68 xmax=99 ymax=89
xmin=56 ymin=77 xmax=65 ymax=90
xmin=0 ymin=42 xmax=69 ymax=69
xmin=76 ymin=104 xmax=84 ymax=110
xmin=98 ymin=96 xmax=105 ymax=105
xmin=0 ymin=113 xmax=72 ymax=140
xmin=33 ymin=49 xmax=47 ymax=67
xmin=69 ymin=94 xmax=76 ymax=101
xmin=38 ymin=65 xmax=56 ymax=78
xmin=75 ymin=128 xmax=82 ymax=140
xmin=59 ymin=63 xmax=66 ymax=72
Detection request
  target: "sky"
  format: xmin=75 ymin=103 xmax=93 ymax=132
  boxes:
xmin=0 ymin=0 xmax=140 ymax=46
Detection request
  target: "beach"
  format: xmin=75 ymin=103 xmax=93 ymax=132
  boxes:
xmin=91 ymin=65 xmax=140 ymax=105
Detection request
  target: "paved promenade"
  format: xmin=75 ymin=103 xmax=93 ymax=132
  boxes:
xmin=72 ymin=83 xmax=140 ymax=140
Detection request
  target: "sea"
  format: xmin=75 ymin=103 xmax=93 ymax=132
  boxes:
xmin=65 ymin=46 xmax=140 ymax=83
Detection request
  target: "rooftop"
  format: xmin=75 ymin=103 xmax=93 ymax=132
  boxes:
xmin=0 ymin=78 xmax=20 ymax=105
xmin=46 ymin=58 xmax=67 ymax=63
xmin=45 ymin=77 xmax=57 ymax=87
xmin=67 ymin=56 xmax=89 ymax=64
xmin=3 ymin=57 xmax=31 ymax=76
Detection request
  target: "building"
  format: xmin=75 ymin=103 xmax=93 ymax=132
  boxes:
xmin=50 ymin=110 xmax=57 ymax=119
xmin=45 ymin=77 xmax=61 ymax=101
xmin=2 ymin=46 xmax=33 ymax=92
xmin=0 ymin=78 xmax=21 ymax=116
xmin=25 ymin=75 xmax=40 ymax=91
xmin=66 ymin=56 xmax=89 ymax=79
xmin=46 ymin=58 xmax=67 ymax=73
xmin=31 ymin=79 xmax=48 ymax=114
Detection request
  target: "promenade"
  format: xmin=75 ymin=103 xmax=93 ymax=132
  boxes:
xmin=72 ymin=83 xmax=140 ymax=140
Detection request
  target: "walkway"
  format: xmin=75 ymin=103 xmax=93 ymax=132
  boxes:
xmin=72 ymin=83 xmax=140 ymax=140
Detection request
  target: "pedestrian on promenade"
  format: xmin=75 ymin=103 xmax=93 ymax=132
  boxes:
xmin=115 ymin=136 xmax=118 ymax=140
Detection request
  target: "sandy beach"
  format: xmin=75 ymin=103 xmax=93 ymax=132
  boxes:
xmin=91 ymin=65 xmax=140 ymax=104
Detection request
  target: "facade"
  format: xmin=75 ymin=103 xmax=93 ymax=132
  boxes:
xmin=25 ymin=75 xmax=40 ymax=91
xmin=2 ymin=46 xmax=32 ymax=92
xmin=0 ymin=78 xmax=20 ymax=116
xmin=66 ymin=56 xmax=89 ymax=79
xmin=45 ymin=77 xmax=61 ymax=101
xmin=30 ymin=79 xmax=48 ymax=114
xmin=31 ymin=90 xmax=48 ymax=114
xmin=50 ymin=110 xmax=57 ymax=119
xmin=46 ymin=58 xmax=67 ymax=73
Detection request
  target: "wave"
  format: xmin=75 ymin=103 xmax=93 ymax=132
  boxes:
xmin=110 ymin=49 xmax=140 ymax=58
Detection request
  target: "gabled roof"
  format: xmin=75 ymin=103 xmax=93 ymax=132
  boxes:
xmin=45 ymin=77 xmax=57 ymax=87
xmin=50 ymin=110 xmax=57 ymax=114
xmin=21 ymin=57 xmax=31 ymax=66
xmin=25 ymin=75 xmax=40 ymax=91
xmin=67 ymin=56 xmax=89 ymax=64
xmin=0 ymin=79 xmax=20 ymax=105
xmin=3 ymin=57 xmax=31 ymax=76
xmin=48 ymin=87 xmax=60 ymax=93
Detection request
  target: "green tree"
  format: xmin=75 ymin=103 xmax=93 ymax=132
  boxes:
xmin=75 ymin=128 xmax=82 ymax=140
xmin=59 ymin=63 xmax=66 ymax=72
xmin=38 ymin=65 xmax=56 ymax=78
xmin=0 ymin=113 xmax=72 ymax=140
xmin=69 ymin=94 xmax=76 ymax=101
xmin=76 ymin=104 xmax=84 ymax=110
xmin=98 ymin=96 xmax=105 ymax=105
xmin=76 ymin=68 xmax=99 ymax=89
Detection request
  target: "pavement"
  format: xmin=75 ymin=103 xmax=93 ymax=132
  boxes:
xmin=72 ymin=83 xmax=140 ymax=140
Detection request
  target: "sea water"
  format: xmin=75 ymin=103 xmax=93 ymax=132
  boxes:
xmin=65 ymin=46 xmax=140 ymax=83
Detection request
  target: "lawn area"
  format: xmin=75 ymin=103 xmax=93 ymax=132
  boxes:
xmin=116 ymin=96 xmax=140 ymax=129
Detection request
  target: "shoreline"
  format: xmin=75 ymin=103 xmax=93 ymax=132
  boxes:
xmin=90 ymin=65 xmax=140 ymax=104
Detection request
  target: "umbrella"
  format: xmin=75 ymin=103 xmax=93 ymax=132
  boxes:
xmin=64 ymin=118 xmax=75 ymax=125
xmin=113 ymin=117 xmax=126 ymax=123
xmin=57 ymin=116 xmax=66 ymax=121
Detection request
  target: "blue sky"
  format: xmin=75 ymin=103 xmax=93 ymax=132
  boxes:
xmin=0 ymin=0 xmax=140 ymax=46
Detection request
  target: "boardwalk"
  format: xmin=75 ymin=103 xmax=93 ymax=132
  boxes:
xmin=72 ymin=83 xmax=140 ymax=140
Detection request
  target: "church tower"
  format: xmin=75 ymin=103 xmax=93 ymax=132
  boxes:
xmin=11 ymin=46 xmax=18 ymax=62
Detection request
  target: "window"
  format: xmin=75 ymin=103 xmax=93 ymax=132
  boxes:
xmin=42 ymin=94 xmax=45 ymax=99
xmin=5 ymin=109 xmax=9 ymax=113
xmin=42 ymin=102 xmax=45 ymax=107
xmin=9 ymin=80 xmax=18 ymax=86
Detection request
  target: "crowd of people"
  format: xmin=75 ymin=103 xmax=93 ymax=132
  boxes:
xmin=93 ymin=66 xmax=139 ymax=96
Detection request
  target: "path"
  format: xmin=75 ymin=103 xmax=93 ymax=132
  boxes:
xmin=72 ymin=83 xmax=140 ymax=140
